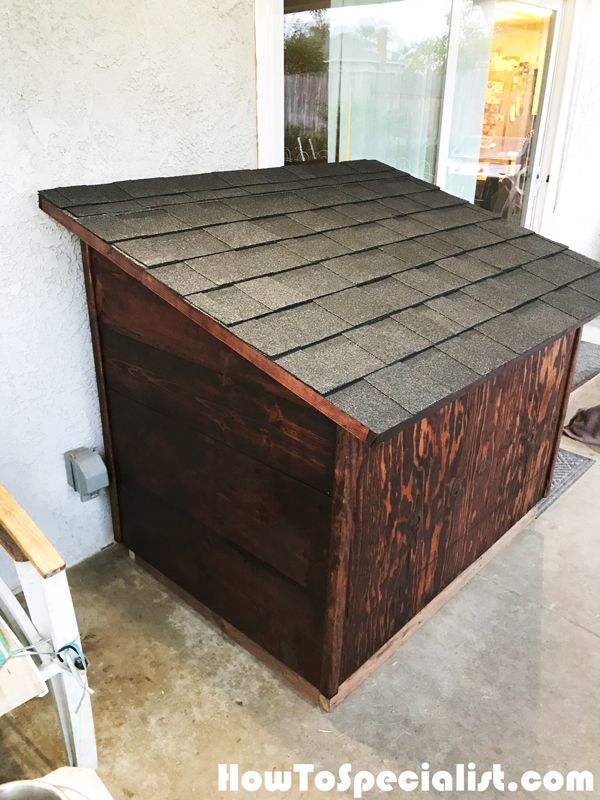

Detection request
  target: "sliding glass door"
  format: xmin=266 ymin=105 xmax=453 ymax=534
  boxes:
xmin=285 ymin=0 xmax=452 ymax=181
xmin=442 ymin=0 xmax=557 ymax=222
xmin=283 ymin=0 xmax=560 ymax=224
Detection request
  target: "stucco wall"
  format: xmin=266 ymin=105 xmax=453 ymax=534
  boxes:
xmin=541 ymin=1 xmax=600 ymax=260
xmin=0 ymin=0 xmax=257 ymax=587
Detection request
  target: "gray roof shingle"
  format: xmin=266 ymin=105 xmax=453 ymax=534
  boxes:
xmin=477 ymin=300 xmax=577 ymax=353
xmin=40 ymin=159 xmax=598 ymax=437
xmin=437 ymin=330 xmax=518 ymax=375
xmin=323 ymin=250 xmax=408 ymax=284
xmin=239 ymin=264 xmax=351 ymax=310
xmin=426 ymin=291 xmax=498 ymax=327
xmin=366 ymin=361 xmax=449 ymax=414
xmin=462 ymin=268 xmax=555 ymax=311
xmin=116 ymin=228 xmax=229 ymax=266
xmin=277 ymin=336 xmax=385 ymax=393
xmin=344 ymin=318 xmax=431 ymax=363
xmin=392 ymin=305 xmax=464 ymax=342
xmin=328 ymin=381 xmax=410 ymax=434
xmin=570 ymin=271 xmax=600 ymax=300
xmin=188 ymin=286 xmax=269 ymax=325
xmin=395 ymin=264 xmax=468 ymax=296
xmin=231 ymin=302 xmax=348 ymax=356
xmin=315 ymin=278 xmax=426 ymax=324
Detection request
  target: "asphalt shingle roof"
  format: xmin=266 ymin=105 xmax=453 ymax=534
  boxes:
xmin=40 ymin=159 xmax=600 ymax=436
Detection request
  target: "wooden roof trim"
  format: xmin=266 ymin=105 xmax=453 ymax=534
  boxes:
xmin=284 ymin=0 xmax=401 ymax=11
xmin=285 ymin=1 xmax=330 ymax=11
xmin=40 ymin=197 xmax=373 ymax=443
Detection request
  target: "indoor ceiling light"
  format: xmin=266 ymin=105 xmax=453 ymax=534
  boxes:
xmin=494 ymin=1 xmax=553 ymax=22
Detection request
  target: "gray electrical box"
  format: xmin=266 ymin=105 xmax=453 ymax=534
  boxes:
xmin=64 ymin=447 xmax=109 ymax=502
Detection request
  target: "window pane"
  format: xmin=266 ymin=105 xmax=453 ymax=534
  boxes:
xmin=444 ymin=0 xmax=496 ymax=201
xmin=284 ymin=1 xmax=452 ymax=181
xmin=284 ymin=11 xmax=330 ymax=162
xmin=444 ymin=0 xmax=555 ymax=223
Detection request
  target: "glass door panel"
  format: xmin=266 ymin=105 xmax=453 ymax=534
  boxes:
xmin=284 ymin=9 xmax=330 ymax=162
xmin=283 ymin=0 xmax=558 ymax=223
xmin=284 ymin=0 xmax=452 ymax=182
xmin=444 ymin=0 xmax=556 ymax=221
xmin=443 ymin=0 xmax=497 ymax=201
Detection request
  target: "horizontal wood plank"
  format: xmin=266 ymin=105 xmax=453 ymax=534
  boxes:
xmin=119 ymin=483 xmax=324 ymax=684
xmin=107 ymin=390 xmax=331 ymax=595
xmin=92 ymin=252 xmax=337 ymax=493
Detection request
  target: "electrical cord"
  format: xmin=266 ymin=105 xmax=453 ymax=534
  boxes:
xmin=0 ymin=636 xmax=93 ymax=712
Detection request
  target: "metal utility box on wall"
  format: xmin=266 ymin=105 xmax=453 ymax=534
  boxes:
xmin=64 ymin=447 xmax=109 ymax=502
xmin=40 ymin=160 xmax=600 ymax=706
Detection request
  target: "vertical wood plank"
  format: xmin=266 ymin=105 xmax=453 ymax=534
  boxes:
xmin=339 ymin=332 xmax=576 ymax=682
xmin=80 ymin=243 xmax=122 ymax=541
xmin=543 ymin=327 xmax=581 ymax=496
xmin=320 ymin=429 xmax=361 ymax=698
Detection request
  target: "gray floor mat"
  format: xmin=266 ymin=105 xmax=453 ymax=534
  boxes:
xmin=537 ymin=448 xmax=594 ymax=515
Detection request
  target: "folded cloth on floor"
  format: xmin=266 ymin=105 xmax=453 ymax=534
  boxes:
xmin=564 ymin=403 xmax=600 ymax=445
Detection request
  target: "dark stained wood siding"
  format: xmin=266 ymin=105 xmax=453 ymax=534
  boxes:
xmin=337 ymin=331 xmax=577 ymax=684
xmin=118 ymin=480 xmax=325 ymax=683
xmin=92 ymin=253 xmax=336 ymax=492
xmin=84 ymin=247 xmax=577 ymax=699
xmin=89 ymin=250 xmax=337 ymax=684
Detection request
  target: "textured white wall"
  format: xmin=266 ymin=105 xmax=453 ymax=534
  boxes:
xmin=541 ymin=2 xmax=600 ymax=260
xmin=0 ymin=0 xmax=257 ymax=588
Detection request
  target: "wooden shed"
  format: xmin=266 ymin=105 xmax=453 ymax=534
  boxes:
xmin=40 ymin=160 xmax=600 ymax=707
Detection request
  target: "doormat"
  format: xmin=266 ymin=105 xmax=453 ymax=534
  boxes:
xmin=536 ymin=448 xmax=594 ymax=515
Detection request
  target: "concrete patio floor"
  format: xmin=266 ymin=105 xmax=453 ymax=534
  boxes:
xmin=1 ymin=375 xmax=599 ymax=799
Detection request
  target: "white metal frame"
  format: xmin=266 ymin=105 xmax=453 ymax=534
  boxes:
xmin=435 ymin=0 xmax=567 ymax=230
xmin=0 ymin=564 xmax=97 ymax=768
xmin=256 ymin=0 xmax=587 ymax=230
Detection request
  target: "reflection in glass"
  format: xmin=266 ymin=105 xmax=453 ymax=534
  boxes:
xmin=477 ymin=2 xmax=554 ymax=221
xmin=284 ymin=10 xmax=330 ymax=163
xmin=446 ymin=0 xmax=555 ymax=221
xmin=284 ymin=1 xmax=452 ymax=181
xmin=283 ymin=0 xmax=556 ymax=224
xmin=444 ymin=0 xmax=496 ymax=202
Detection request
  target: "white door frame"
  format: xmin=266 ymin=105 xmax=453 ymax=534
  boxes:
xmin=255 ymin=0 xmax=285 ymax=167
xmin=529 ymin=0 xmax=590 ymax=232
xmin=521 ymin=0 xmax=568 ymax=229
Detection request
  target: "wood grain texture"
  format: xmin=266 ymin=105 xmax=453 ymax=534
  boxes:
xmin=0 ymin=484 xmax=64 ymax=577
xmin=81 ymin=242 xmax=123 ymax=542
xmin=319 ymin=429 xmax=359 ymax=697
xmin=323 ymin=508 xmax=537 ymax=709
xmin=543 ymin=327 xmax=582 ymax=496
xmin=336 ymin=330 xmax=577 ymax=685
xmin=120 ymin=483 xmax=325 ymax=684
xmin=87 ymin=249 xmax=337 ymax=684
xmin=92 ymin=250 xmax=336 ymax=492
xmin=107 ymin=389 xmax=331 ymax=593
